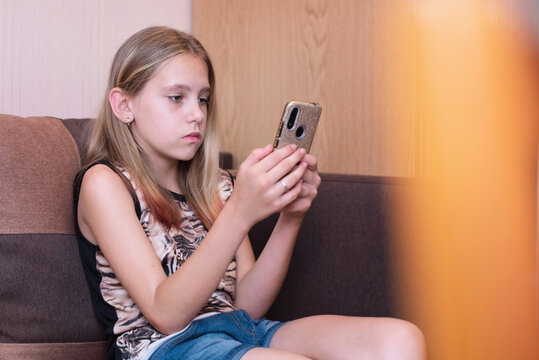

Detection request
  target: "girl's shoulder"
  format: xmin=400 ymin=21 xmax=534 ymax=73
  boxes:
xmin=219 ymin=169 xmax=234 ymax=185
xmin=75 ymin=160 xmax=124 ymax=196
xmin=218 ymin=169 xmax=235 ymax=202
xmin=74 ymin=160 xmax=141 ymax=217
xmin=76 ymin=162 xmax=131 ymax=205
xmin=75 ymin=160 xmax=115 ymax=189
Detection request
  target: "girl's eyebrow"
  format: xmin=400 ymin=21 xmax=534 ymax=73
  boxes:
xmin=164 ymin=84 xmax=210 ymax=94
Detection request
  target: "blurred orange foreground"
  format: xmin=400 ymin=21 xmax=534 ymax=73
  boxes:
xmin=390 ymin=1 xmax=539 ymax=359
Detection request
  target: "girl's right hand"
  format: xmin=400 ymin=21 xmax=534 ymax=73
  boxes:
xmin=228 ymin=144 xmax=308 ymax=227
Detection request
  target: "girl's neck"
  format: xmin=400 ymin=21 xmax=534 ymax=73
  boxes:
xmin=149 ymin=158 xmax=182 ymax=194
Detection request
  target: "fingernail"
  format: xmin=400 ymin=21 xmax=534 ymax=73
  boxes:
xmin=290 ymin=144 xmax=297 ymax=150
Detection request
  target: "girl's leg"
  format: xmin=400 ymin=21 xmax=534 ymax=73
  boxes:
xmin=268 ymin=315 xmax=426 ymax=360
xmin=242 ymin=348 xmax=312 ymax=360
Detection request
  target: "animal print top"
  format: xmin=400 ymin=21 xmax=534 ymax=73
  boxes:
xmin=75 ymin=162 xmax=236 ymax=360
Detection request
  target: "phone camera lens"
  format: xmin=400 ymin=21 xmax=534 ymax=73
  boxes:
xmin=295 ymin=125 xmax=305 ymax=139
xmin=287 ymin=107 xmax=299 ymax=130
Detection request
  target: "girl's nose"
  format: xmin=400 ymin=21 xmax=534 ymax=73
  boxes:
xmin=188 ymin=100 xmax=205 ymax=124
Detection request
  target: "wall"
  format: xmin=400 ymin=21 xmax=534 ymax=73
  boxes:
xmin=0 ymin=0 xmax=192 ymax=119
xmin=193 ymin=0 xmax=419 ymax=176
xmin=193 ymin=0 xmax=539 ymax=176
xmin=1 ymin=0 xmax=536 ymax=173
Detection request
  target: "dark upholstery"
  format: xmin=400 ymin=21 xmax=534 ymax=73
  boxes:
xmin=1 ymin=114 xmax=411 ymax=359
xmin=250 ymin=174 xmax=412 ymax=321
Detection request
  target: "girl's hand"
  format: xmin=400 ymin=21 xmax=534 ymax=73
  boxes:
xmin=228 ymin=144 xmax=307 ymax=227
xmin=281 ymin=154 xmax=321 ymax=220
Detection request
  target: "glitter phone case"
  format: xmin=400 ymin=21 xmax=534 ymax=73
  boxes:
xmin=273 ymin=100 xmax=321 ymax=153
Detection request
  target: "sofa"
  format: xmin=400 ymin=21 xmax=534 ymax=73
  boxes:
xmin=0 ymin=114 xmax=414 ymax=359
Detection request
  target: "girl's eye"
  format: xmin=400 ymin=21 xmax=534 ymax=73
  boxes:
xmin=168 ymin=95 xmax=182 ymax=103
xmin=198 ymin=97 xmax=209 ymax=105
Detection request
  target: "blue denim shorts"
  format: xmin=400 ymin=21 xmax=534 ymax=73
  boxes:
xmin=147 ymin=310 xmax=285 ymax=360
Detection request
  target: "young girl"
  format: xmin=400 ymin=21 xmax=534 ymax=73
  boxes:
xmin=74 ymin=26 xmax=425 ymax=360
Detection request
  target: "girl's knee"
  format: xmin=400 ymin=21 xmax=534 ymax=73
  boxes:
xmin=378 ymin=319 xmax=426 ymax=360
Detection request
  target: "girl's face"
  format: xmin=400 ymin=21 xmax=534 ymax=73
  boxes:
xmin=129 ymin=54 xmax=210 ymax=169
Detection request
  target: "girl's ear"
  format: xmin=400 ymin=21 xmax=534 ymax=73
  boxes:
xmin=109 ymin=87 xmax=134 ymax=124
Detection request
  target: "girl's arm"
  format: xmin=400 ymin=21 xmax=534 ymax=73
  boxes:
xmin=233 ymin=154 xmax=322 ymax=318
xmin=77 ymin=144 xmax=306 ymax=335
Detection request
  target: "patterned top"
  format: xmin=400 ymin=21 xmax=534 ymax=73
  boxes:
xmin=75 ymin=162 xmax=236 ymax=360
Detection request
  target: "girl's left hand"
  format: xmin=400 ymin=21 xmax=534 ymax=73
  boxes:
xmin=281 ymin=154 xmax=321 ymax=219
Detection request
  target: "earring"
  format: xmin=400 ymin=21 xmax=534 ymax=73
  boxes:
xmin=126 ymin=116 xmax=132 ymax=124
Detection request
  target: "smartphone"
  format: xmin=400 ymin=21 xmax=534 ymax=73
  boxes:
xmin=273 ymin=100 xmax=322 ymax=153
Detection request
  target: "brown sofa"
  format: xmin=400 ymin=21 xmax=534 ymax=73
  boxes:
xmin=0 ymin=114 xmax=412 ymax=359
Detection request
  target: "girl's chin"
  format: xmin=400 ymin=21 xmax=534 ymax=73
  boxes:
xmin=176 ymin=147 xmax=202 ymax=162
xmin=176 ymin=153 xmax=196 ymax=162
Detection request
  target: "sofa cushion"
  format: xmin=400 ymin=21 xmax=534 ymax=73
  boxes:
xmin=0 ymin=341 xmax=107 ymax=360
xmin=0 ymin=115 xmax=80 ymax=235
xmin=0 ymin=115 xmax=106 ymax=358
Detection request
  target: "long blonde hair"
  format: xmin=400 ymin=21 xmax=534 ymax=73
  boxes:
xmin=85 ymin=26 xmax=222 ymax=229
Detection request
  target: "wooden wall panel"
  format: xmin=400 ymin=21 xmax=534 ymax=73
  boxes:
xmin=193 ymin=0 xmax=418 ymax=176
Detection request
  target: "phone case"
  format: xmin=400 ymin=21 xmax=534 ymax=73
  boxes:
xmin=273 ymin=100 xmax=322 ymax=153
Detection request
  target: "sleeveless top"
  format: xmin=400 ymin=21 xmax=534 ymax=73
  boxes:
xmin=74 ymin=161 xmax=236 ymax=359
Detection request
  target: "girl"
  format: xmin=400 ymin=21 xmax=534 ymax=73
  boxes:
xmin=74 ymin=26 xmax=425 ymax=360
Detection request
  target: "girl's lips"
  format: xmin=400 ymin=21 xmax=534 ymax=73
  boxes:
xmin=183 ymin=132 xmax=201 ymax=142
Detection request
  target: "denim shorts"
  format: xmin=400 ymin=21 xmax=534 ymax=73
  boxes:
xmin=146 ymin=310 xmax=286 ymax=360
